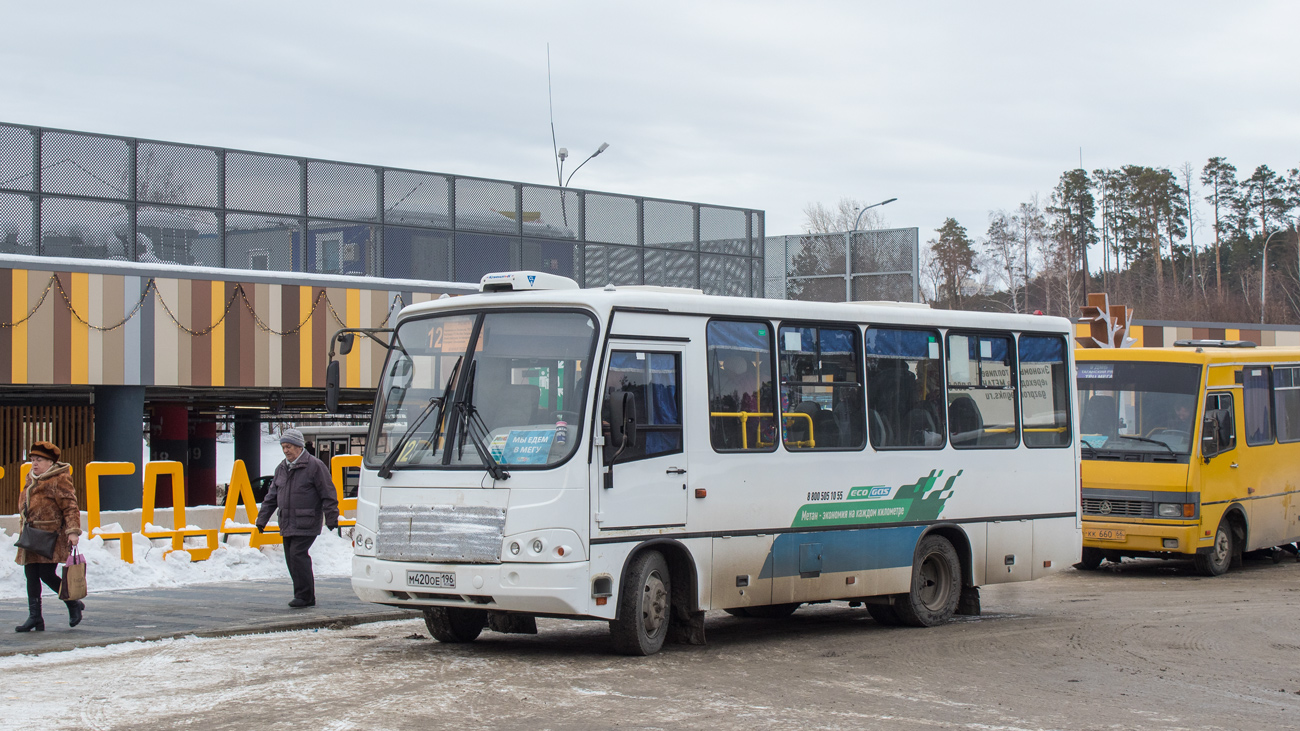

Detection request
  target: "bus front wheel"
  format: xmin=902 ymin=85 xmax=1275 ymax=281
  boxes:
xmin=895 ymin=534 xmax=961 ymax=627
xmin=610 ymin=550 xmax=671 ymax=656
xmin=1194 ymin=521 xmax=1234 ymax=576
xmin=424 ymin=606 xmax=487 ymax=643
xmin=1077 ymin=548 xmax=1104 ymax=570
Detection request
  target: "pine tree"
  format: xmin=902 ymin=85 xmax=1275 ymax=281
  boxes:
xmin=1201 ymin=157 xmax=1237 ymax=297
xmin=928 ymin=218 xmax=978 ymax=309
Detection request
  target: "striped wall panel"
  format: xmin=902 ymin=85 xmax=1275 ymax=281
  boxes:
xmin=1 ymin=267 xmax=459 ymax=389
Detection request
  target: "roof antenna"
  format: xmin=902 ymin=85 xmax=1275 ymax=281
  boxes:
xmin=548 ymin=44 xmax=565 ymax=187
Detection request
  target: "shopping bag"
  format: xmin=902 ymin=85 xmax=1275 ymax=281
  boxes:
xmin=59 ymin=548 xmax=88 ymax=601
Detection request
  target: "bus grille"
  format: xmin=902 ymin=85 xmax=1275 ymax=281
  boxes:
xmin=1081 ymin=498 xmax=1152 ymax=518
xmin=376 ymin=504 xmax=506 ymax=563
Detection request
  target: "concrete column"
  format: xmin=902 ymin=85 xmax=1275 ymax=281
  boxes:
xmin=188 ymin=416 xmax=217 ymax=506
xmin=92 ymin=386 xmax=145 ymax=511
xmin=149 ymin=404 xmax=188 ymax=509
xmin=234 ymin=411 xmax=263 ymax=479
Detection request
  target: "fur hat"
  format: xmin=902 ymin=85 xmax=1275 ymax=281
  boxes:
xmin=29 ymin=441 xmax=60 ymax=462
xmin=279 ymin=428 xmax=306 ymax=448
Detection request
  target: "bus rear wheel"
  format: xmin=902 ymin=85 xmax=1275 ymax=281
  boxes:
xmin=895 ymin=534 xmax=961 ymax=627
xmin=424 ymin=606 xmax=487 ymax=643
xmin=610 ymin=550 xmax=671 ymax=656
xmin=1194 ymin=521 xmax=1234 ymax=576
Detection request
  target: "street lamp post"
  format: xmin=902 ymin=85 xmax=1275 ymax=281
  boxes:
xmin=556 ymin=143 xmax=609 ymax=227
xmin=844 ymin=198 xmax=898 ymax=301
xmin=1260 ymin=228 xmax=1286 ymax=325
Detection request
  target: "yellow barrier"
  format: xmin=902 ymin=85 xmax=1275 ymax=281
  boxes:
xmin=331 ymin=454 xmax=361 ymax=529
xmin=85 ymin=462 xmax=138 ymax=563
xmin=142 ymin=461 xmax=219 ymax=560
xmin=219 ymin=460 xmax=281 ymax=547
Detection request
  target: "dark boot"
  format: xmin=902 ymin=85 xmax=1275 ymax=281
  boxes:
xmin=66 ymin=599 xmax=84 ymax=628
xmin=15 ymin=596 xmax=43 ymax=633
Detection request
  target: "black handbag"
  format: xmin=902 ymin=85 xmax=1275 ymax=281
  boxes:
xmin=16 ymin=488 xmax=58 ymax=560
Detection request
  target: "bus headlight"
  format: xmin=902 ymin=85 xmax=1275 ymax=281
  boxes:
xmin=1157 ymin=503 xmax=1194 ymax=518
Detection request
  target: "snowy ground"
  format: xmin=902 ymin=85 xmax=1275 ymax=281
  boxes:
xmin=0 ymin=527 xmax=354 ymax=600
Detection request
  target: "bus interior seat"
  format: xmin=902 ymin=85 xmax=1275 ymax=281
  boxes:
xmin=948 ymin=395 xmax=983 ymax=446
xmin=1080 ymin=394 xmax=1116 ymax=436
xmin=903 ymin=406 xmax=940 ymax=447
xmin=793 ymin=401 xmax=840 ymax=448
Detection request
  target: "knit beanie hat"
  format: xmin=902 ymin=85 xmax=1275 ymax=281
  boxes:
xmin=279 ymin=428 xmax=306 ymax=448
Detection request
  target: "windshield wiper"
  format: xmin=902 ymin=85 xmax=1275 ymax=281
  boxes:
xmin=1113 ymin=434 xmax=1176 ymax=454
xmin=376 ymin=356 xmax=461 ymax=479
xmin=452 ymin=360 xmax=511 ymax=481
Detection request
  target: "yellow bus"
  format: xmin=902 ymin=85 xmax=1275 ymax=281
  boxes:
xmin=1077 ymin=341 xmax=1300 ymax=575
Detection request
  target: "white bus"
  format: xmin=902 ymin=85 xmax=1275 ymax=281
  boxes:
xmin=340 ymin=271 xmax=1080 ymax=655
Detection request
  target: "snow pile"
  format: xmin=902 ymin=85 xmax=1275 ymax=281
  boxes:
xmin=0 ymin=526 xmax=354 ymax=599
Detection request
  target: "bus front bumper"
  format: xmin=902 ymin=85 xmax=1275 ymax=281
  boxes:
xmin=1082 ymin=520 xmax=1207 ymax=556
xmin=351 ymin=556 xmax=595 ymax=616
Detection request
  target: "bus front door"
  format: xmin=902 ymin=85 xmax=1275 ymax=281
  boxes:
xmin=597 ymin=343 xmax=689 ymax=530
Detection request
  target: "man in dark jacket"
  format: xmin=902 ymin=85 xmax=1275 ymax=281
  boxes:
xmin=257 ymin=428 xmax=339 ymax=608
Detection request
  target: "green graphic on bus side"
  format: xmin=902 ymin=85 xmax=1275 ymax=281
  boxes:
xmin=792 ymin=469 xmax=961 ymax=527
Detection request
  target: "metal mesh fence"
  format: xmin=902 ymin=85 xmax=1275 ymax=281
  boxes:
xmin=0 ymin=192 xmax=33 ymax=251
xmin=585 ymin=244 xmax=641 ymax=286
xmin=138 ymin=206 xmax=220 ymax=267
xmin=521 ymin=185 xmax=579 ymax=239
xmin=41 ymin=198 xmax=130 ymax=259
xmin=701 ymin=254 xmax=748 ymax=296
xmin=766 ymin=228 xmax=918 ymax=302
xmin=308 ymin=161 xmax=377 ymax=221
xmin=226 ymin=152 xmax=301 ymax=216
xmin=644 ymin=200 xmax=694 ymax=249
xmin=41 ymin=131 xmax=131 ymax=200
xmin=0 ymin=122 xmax=763 ymax=294
xmin=456 ymin=178 xmax=518 ymax=234
xmin=645 ymin=248 xmax=698 ymax=288
xmin=136 ymin=142 xmax=220 ymax=208
xmin=585 ymin=193 xmax=638 ymax=245
xmin=700 ymin=206 xmax=747 ymax=255
xmin=0 ymin=126 xmax=34 ymax=192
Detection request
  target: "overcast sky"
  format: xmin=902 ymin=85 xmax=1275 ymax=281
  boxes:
xmin=5 ymin=1 xmax=1299 ymax=250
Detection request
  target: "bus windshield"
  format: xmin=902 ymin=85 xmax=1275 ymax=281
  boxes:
xmin=366 ymin=309 xmax=597 ymax=471
xmin=1076 ymin=361 xmax=1202 ymax=456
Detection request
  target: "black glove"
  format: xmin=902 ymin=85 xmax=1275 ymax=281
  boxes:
xmin=327 ymin=523 xmax=338 ymax=532
xmin=256 ymin=524 xmax=266 ymax=532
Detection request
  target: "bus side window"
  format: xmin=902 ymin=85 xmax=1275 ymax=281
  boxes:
xmin=1273 ymin=366 xmax=1300 ymax=443
xmin=707 ymin=320 xmax=777 ymax=452
xmin=1206 ymin=392 xmax=1236 ymax=452
xmin=602 ymin=351 xmax=683 ymax=462
xmin=864 ymin=327 xmax=945 ymax=449
xmin=946 ymin=332 xmax=1019 ymax=449
xmin=1018 ymin=335 xmax=1071 ymax=448
xmin=1243 ymin=366 xmax=1274 ymax=446
xmin=778 ymin=324 xmax=865 ymax=450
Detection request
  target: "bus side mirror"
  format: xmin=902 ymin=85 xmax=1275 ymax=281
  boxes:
xmin=1200 ymin=416 xmax=1219 ymax=462
xmin=337 ymin=333 xmax=356 ymax=356
xmin=325 ymin=360 xmax=341 ymax=413
xmin=609 ymin=391 xmax=638 ymax=455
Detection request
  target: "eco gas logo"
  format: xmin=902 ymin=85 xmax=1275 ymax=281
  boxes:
xmin=847 ymin=485 xmax=894 ymax=500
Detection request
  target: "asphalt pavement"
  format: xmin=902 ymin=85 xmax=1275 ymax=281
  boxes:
xmin=0 ymin=577 xmax=416 ymax=656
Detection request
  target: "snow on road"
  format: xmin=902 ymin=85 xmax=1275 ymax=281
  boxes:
xmin=0 ymin=527 xmax=354 ymax=600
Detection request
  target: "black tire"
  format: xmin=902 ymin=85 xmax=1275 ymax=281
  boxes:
xmin=866 ymin=603 xmax=903 ymax=626
xmin=1077 ymin=547 xmax=1104 ymax=570
xmin=723 ymin=607 xmax=751 ymax=618
xmin=609 ymin=551 xmax=671 ymax=656
xmin=734 ymin=603 xmax=800 ymax=619
xmin=894 ymin=534 xmax=962 ymax=627
xmin=424 ymin=606 xmax=487 ymax=643
xmin=1194 ymin=520 xmax=1233 ymax=576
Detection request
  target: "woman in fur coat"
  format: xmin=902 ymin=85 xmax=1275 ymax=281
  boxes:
xmin=14 ymin=441 xmax=84 ymax=632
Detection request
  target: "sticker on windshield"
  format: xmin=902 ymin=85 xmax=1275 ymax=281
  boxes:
xmin=503 ymin=430 xmax=555 ymax=465
xmin=488 ymin=434 xmax=508 ymax=462
xmin=1077 ymin=363 xmax=1114 ymax=379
